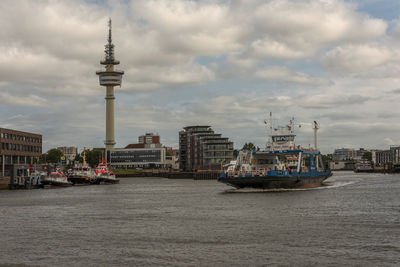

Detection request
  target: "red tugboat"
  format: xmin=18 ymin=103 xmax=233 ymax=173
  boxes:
xmin=94 ymin=157 xmax=119 ymax=184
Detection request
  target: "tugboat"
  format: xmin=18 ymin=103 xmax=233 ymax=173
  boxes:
xmin=68 ymin=151 xmax=97 ymax=185
xmin=94 ymin=157 xmax=119 ymax=184
xmin=218 ymin=115 xmax=332 ymax=189
xmin=41 ymin=170 xmax=72 ymax=187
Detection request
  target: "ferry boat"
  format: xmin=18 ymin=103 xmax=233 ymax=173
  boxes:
xmin=218 ymin=116 xmax=332 ymax=189
xmin=41 ymin=171 xmax=72 ymax=187
xmin=94 ymin=158 xmax=119 ymax=184
xmin=354 ymin=159 xmax=374 ymax=173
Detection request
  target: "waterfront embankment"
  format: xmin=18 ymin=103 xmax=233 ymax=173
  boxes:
xmin=0 ymin=176 xmax=9 ymax=190
xmin=115 ymin=170 xmax=220 ymax=180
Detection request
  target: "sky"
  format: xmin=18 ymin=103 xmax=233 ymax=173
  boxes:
xmin=1 ymin=0 xmax=400 ymax=154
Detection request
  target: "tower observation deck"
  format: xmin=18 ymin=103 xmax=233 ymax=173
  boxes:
xmin=96 ymin=18 xmax=124 ymax=160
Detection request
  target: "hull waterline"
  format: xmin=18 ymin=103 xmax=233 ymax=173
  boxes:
xmin=218 ymin=173 xmax=332 ymax=189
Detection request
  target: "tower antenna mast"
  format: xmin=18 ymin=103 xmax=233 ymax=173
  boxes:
xmin=96 ymin=18 xmax=124 ymax=162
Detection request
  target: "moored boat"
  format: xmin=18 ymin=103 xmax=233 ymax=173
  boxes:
xmin=42 ymin=171 xmax=72 ymax=187
xmin=94 ymin=158 xmax=119 ymax=184
xmin=218 ymin=116 xmax=332 ymax=189
xmin=68 ymin=151 xmax=97 ymax=184
xmin=354 ymin=159 xmax=374 ymax=173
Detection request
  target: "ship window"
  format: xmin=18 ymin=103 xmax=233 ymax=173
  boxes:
xmin=272 ymin=135 xmax=294 ymax=142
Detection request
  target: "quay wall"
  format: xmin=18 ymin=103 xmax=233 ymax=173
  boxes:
xmin=116 ymin=171 xmax=220 ymax=180
xmin=0 ymin=176 xmax=9 ymax=189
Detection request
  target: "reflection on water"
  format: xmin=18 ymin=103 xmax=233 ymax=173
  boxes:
xmin=0 ymin=172 xmax=399 ymax=266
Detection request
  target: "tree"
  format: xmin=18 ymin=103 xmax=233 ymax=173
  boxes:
xmin=233 ymin=149 xmax=239 ymax=158
xmin=362 ymin=152 xmax=372 ymax=161
xmin=84 ymin=149 xmax=103 ymax=167
xmin=74 ymin=154 xmax=83 ymax=163
xmin=46 ymin=149 xmax=63 ymax=163
xmin=242 ymin=142 xmax=256 ymax=151
xmin=321 ymin=154 xmax=331 ymax=169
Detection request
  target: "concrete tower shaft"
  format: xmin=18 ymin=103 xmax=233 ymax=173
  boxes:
xmin=96 ymin=18 xmax=124 ymax=160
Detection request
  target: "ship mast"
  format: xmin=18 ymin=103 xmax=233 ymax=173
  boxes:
xmin=313 ymin=121 xmax=319 ymax=150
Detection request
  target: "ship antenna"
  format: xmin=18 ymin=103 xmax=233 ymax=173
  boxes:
xmin=313 ymin=121 xmax=320 ymax=150
xmin=264 ymin=112 xmax=274 ymax=149
xmin=269 ymin=112 xmax=273 ymax=140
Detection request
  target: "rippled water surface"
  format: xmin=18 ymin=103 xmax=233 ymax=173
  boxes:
xmin=0 ymin=172 xmax=399 ymax=266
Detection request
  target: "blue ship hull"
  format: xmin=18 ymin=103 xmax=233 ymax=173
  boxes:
xmin=218 ymin=171 xmax=332 ymax=189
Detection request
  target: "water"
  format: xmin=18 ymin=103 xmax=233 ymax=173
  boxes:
xmin=0 ymin=172 xmax=399 ymax=266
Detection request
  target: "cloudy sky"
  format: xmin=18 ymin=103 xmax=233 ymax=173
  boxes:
xmin=1 ymin=0 xmax=400 ymax=154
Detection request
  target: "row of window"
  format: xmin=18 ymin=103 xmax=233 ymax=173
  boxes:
xmin=1 ymin=142 xmax=41 ymax=153
xmin=205 ymin=144 xmax=232 ymax=150
xmin=0 ymin=133 xmax=41 ymax=143
xmin=204 ymin=151 xmax=233 ymax=157
xmin=111 ymin=158 xmax=162 ymax=163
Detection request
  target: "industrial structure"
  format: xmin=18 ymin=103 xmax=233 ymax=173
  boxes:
xmin=0 ymin=128 xmax=42 ymax=176
xmin=179 ymin=126 xmax=234 ymax=171
xmin=96 ymin=18 xmax=124 ymax=161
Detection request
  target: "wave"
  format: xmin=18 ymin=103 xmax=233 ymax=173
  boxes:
xmin=223 ymin=180 xmax=357 ymax=193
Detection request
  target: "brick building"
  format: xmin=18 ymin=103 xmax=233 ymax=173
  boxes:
xmin=0 ymin=128 xmax=42 ymax=176
xmin=125 ymin=133 xmax=161 ymax=149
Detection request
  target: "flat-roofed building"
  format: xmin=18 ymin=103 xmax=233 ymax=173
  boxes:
xmin=375 ymin=150 xmax=392 ymax=167
xmin=126 ymin=132 xmax=161 ymax=149
xmin=332 ymin=148 xmax=356 ymax=161
xmin=0 ymin=128 xmax=42 ymax=176
xmin=108 ymin=147 xmax=169 ymax=169
xmin=179 ymin=126 xmax=234 ymax=171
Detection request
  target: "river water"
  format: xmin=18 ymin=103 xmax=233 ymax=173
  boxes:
xmin=0 ymin=172 xmax=399 ymax=266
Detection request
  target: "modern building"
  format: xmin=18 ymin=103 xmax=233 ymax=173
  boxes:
xmin=108 ymin=147 xmax=169 ymax=169
xmin=179 ymin=126 xmax=234 ymax=171
xmin=0 ymin=128 xmax=42 ymax=176
xmin=125 ymin=133 xmax=161 ymax=149
xmin=96 ymin=18 xmax=124 ymax=161
xmin=332 ymin=148 xmax=357 ymax=161
xmin=390 ymin=146 xmax=400 ymax=166
xmin=57 ymin=146 xmax=77 ymax=164
xmin=375 ymin=150 xmax=392 ymax=167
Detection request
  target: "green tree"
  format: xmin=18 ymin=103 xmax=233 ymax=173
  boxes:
xmin=84 ymin=149 xmax=103 ymax=167
xmin=74 ymin=153 xmax=83 ymax=163
xmin=321 ymin=154 xmax=331 ymax=169
xmin=46 ymin=148 xmax=63 ymax=163
xmin=242 ymin=142 xmax=256 ymax=151
xmin=362 ymin=152 xmax=372 ymax=161
xmin=233 ymin=149 xmax=239 ymax=158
